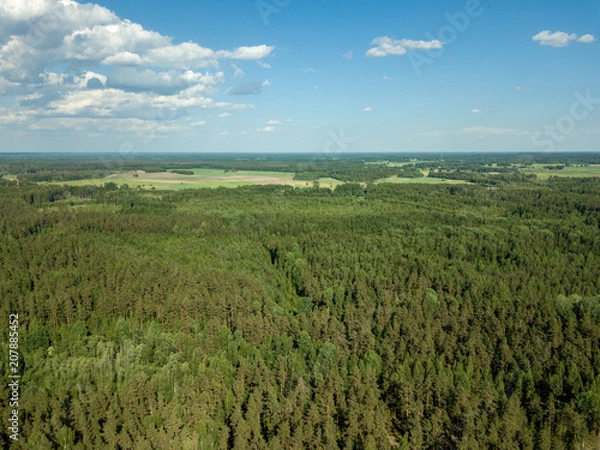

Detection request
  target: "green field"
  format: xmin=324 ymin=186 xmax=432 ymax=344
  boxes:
xmin=374 ymin=175 xmax=469 ymax=185
xmin=518 ymin=163 xmax=600 ymax=179
xmin=365 ymin=160 xmax=434 ymax=167
xmin=35 ymin=168 xmax=451 ymax=190
xmin=293 ymin=177 xmax=346 ymax=189
xmin=54 ymin=168 xmax=297 ymax=190
xmin=53 ymin=169 xmax=349 ymax=190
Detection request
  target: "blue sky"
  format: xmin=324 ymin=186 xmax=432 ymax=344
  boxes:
xmin=0 ymin=0 xmax=599 ymax=153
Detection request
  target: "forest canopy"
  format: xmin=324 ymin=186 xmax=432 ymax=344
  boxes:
xmin=1 ymin=153 xmax=600 ymax=449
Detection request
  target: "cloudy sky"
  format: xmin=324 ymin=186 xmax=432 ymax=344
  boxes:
xmin=0 ymin=0 xmax=599 ymax=153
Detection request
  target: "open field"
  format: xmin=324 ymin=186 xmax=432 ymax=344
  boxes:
xmin=53 ymin=169 xmax=346 ymax=190
xmin=518 ymin=164 xmax=600 ymax=179
xmin=28 ymin=168 xmax=451 ymax=190
xmin=374 ymin=175 xmax=470 ymax=185
xmin=293 ymin=177 xmax=346 ymax=189
xmin=365 ymin=160 xmax=434 ymax=167
xmin=53 ymin=168 xmax=297 ymax=190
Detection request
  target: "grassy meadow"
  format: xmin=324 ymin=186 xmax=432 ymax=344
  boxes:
xmin=517 ymin=163 xmax=600 ymax=179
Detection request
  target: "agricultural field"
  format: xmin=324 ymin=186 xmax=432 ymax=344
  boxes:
xmin=32 ymin=168 xmax=347 ymax=190
xmin=50 ymin=168 xmax=297 ymax=190
xmin=374 ymin=176 xmax=468 ymax=184
xmin=517 ymin=163 xmax=600 ymax=179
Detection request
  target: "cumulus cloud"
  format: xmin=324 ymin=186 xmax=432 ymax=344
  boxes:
xmin=532 ymin=30 xmax=595 ymax=47
xmin=362 ymin=107 xmax=372 ymax=113
xmin=0 ymin=108 xmax=28 ymax=124
xmin=0 ymin=0 xmax=273 ymax=134
xmin=366 ymin=36 xmax=443 ymax=57
xmin=577 ymin=34 xmax=596 ymax=44
xmin=28 ymin=117 xmax=184 ymax=134
xmin=266 ymin=120 xmax=282 ymax=125
xmin=470 ymin=109 xmax=480 ymax=114
xmin=106 ymin=67 xmax=223 ymax=94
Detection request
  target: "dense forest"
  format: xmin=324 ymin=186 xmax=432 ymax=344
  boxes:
xmin=1 ymin=154 xmax=600 ymax=449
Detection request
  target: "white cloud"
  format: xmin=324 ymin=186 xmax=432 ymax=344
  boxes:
xmin=217 ymin=45 xmax=274 ymax=60
xmin=342 ymin=50 xmax=353 ymax=60
xmin=28 ymin=117 xmax=182 ymax=133
xmin=0 ymin=0 xmax=273 ymax=135
xmin=44 ymin=86 xmax=243 ymax=119
xmin=262 ymin=79 xmax=271 ymax=86
xmin=362 ymin=107 xmax=372 ymax=113
xmin=532 ymin=30 xmax=595 ymax=47
xmin=303 ymin=68 xmax=317 ymax=73
xmin=257 ymin=61 xmax=271 ymax=69
xmin=577 ymin=34 xmax=596 ymax=44
xmin=382 ymin=76 xmax=393 ymax=81
xmin=218 ymin=112 xmax=231 ymax=118
xmin=64 ymin=21 xmax=169 ymax=63
xmin=74 ymin=71 xmax=107 ymax=88
xmin=0 ymin=75 xmax=20 ymax=93
xmin=258 ymin=126 xmax=275 ymax=132
xmin=104 ymin=67 xmax=223 ymax=95
xmin=101 ymin=51 xmax=144 ymax=66
xmin=0 ymin=108 xmax=28 ymax=124
xmin=470 ymin=109 xmax=480 ymax=114
xmin=366 ymin=36 xmax=442 ymax=57
xmin=266 ymin=120 xmax=282 ymax=125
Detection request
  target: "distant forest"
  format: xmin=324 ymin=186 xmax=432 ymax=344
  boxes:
xmin=1 ymin=153 xmax=599 ymax=449
xmin=1 ymin=151 xmax=600 ymax=183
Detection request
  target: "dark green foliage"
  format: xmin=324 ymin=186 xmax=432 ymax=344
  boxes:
xmin=0 ymin=154 xmax=600 ymax=448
